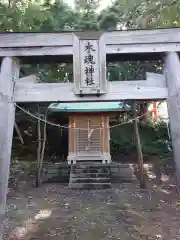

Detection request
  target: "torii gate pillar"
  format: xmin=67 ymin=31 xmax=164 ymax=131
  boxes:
xmin=0 ymin=57 xmax=20 ymax=238
xmin=165 ymin=52 xmax=180 ymax=187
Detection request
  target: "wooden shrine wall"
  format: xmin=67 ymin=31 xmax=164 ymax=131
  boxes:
xmin=68 ymin=113 xmax=110 ymax=155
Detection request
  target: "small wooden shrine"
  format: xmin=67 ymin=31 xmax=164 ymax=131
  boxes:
xmin=48 ymin=102 xmax=130 ymax=164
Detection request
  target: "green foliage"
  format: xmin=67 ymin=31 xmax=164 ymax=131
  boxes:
xmin=110 ymin=120 xmax=171 ymax=161
xmin=74 ymin=0 xmax=99 ymax=30
xmin=1 ymin=0 xmax=180 ymax=33
xmin=107 ymin=60 xmax=162 ymax=81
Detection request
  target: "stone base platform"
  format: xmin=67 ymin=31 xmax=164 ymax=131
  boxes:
xmin=43 ymin=162 xmax=134 ymax=184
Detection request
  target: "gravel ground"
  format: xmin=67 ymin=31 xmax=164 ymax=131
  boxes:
xmin=3 ymin=181 xmax=179 ymax=240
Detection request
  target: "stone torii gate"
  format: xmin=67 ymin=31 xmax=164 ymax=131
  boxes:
xmin=0 ymin=28 xmax=180 ymax=238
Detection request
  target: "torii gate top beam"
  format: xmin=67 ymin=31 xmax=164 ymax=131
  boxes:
xmin=0 ymin=28 xmax=180 ymax=57
xmin=0 ymin=28 xmax=176 ymax=102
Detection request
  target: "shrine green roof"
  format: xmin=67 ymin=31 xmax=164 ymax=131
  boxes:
xmin=48 ymin=101 xmax=131 ymax=113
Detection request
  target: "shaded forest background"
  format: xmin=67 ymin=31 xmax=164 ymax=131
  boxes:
xmin=1 ymin=0 xmax=177 ymax=165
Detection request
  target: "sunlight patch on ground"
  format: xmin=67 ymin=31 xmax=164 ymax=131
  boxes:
xmin=35 ymin=209 xmax=52 ymax=220
xmin=11 ymin=209 xmax=52 ymax=239
xmin=154 ymin=185 xmax=171 ymax=194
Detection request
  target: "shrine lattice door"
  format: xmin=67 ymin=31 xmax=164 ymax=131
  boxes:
xmin=75 ymin=115 xmax=104 ymax=156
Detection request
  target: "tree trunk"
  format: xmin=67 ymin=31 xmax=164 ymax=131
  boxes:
xmin=133 ymin=101 xmax=146 ymax=188
xmin=36 ymin=104 xmax=42 ymax=187
xmin=36 ymin=106 xmax=47 ymax=187
xmin=40 ymin=110 xmax=47 ymax=180
xmin=139 ymin=101 xmax=148 ymax=122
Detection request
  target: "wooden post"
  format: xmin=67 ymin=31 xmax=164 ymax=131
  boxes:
xmin=132 ymin=101 xmax=146 ymax=188
xmin=0 ymin=57 xmax=19 ymax=239
xmin=36 ymin=105 xmax=47 ymax=187
xmin=164 ymin=52 xmax=180 ymax=188
xmin=36 ymin=104 xmax=42 ymax=187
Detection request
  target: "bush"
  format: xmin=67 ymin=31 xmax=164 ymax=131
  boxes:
xmin=110 ymin=120 xmax=171 ymax=161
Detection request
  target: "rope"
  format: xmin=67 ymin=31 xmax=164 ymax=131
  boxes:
xmin=15 ymin=103 xmax=150 ymax=131
xmin=0 ymin=91 xmax=166 ymax=131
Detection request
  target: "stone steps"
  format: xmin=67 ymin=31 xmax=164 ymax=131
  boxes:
xmin=72 ymin=165 xmax=109 ymax=174
xmin=70 ymin=177 xmax=110 ymax=183
xmin=43 ymin=162 xmax=134 ymax=184
xmin=70 ymin=173 xmax=108 ymax=178
xmin=69 ymin=163 xmax=111 ymax=189
xmin=69 ymin=182 xmax=111 ymax=189
xmin=72 ymin=169 xmax=109 ymax=174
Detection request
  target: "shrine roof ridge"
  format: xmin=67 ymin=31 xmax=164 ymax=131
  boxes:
xmin=48 ymin=101 xmax=131 ymax=113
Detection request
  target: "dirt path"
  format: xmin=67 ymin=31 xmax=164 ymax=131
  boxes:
xmin=4 ymin=182 xmax=179 ymax=240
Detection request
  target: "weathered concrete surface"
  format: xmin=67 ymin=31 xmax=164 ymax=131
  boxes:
xmin=44 ymin=162 xmax=133 ymax=184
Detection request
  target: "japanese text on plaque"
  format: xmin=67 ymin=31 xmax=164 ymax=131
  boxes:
xmin=84 ymin=41 xmax=96 ymax=86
